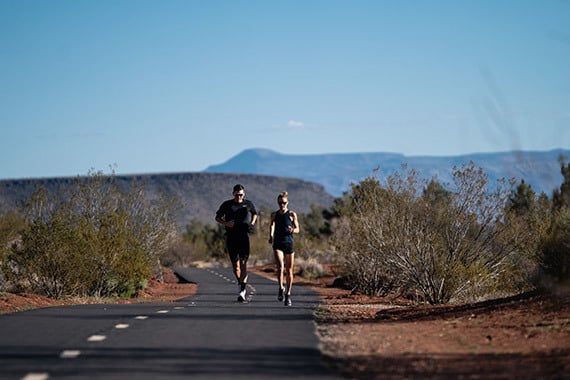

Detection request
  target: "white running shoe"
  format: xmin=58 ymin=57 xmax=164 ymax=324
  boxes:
xmin=237 ymin=289 xmax=247 ymax=303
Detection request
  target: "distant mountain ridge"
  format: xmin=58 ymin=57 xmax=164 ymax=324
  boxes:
xmin=2 ymin=149 xmax=567 ymax=228
xmin=0 ymin=172 xmax=334 ymax=228
xmin=205 ymin=148 xmax=570 ymax=197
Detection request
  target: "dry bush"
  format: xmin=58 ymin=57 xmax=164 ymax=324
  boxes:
xmin=334 ymin=163 xmax=537 ymax=304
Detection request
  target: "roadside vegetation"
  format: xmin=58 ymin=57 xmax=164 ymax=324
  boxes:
xmin=0 ymin=169 xmax=177 ymax=299
xmin=335 ymin=157 xmax=569 ymax=303
xmin=1 ymin=157 xmax=568 ymax=304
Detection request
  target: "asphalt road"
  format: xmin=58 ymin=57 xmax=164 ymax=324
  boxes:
xmin=0 ymin=267 xmax=344 ymax=380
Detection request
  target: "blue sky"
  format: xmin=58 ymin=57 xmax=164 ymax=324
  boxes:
xmin=1 ymin=0 xmax=569 ymax=179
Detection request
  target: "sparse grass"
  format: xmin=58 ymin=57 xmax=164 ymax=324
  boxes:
xmin=296 ymin=257 xmax=326 ymax=280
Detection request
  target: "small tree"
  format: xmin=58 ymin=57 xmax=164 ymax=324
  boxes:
xmin=541 ymin=208 xmax=570 ymax=284
xmin=508 ymin=180 xmax=536 ymax=216
xmin=552 ymin=155 xmax=570 ymax=210
xmin=541 ymin=155 xmax=570 ymax=285
xmin=299 ymin=204 xmax=335 ymax=240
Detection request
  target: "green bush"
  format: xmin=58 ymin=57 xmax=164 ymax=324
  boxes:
xmin=5 ymin=170 xmax=176 ymax=298
xmin=0 ymin=211 xmax=25 ymax=292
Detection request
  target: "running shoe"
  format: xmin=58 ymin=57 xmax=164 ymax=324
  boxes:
xmin=237 ymin=290 xmax=247 ymax=303
xmin=278 ymin=287 xmax=284 ymax=302
xmin=284 ymin=295 xmax=292 ymax=307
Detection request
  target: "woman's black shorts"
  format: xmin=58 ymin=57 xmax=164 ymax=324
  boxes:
xmin=273 ymin=241 xmax=294 ymax=254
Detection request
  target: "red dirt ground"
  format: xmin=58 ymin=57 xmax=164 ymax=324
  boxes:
xmin=253 ymin=264 xmax=570 ymax=380
xmin=2 ymin=267 xmax=569 ymax=379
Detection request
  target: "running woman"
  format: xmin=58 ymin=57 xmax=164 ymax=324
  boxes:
xmin=268 ymin=191 xmax=300 ymax=306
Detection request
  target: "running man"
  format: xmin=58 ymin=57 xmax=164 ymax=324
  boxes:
xmin=215 ymin=184 xmax=258 ymax=302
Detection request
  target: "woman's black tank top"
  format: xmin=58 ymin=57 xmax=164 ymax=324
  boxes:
xmin=274 ymin=210 xmax=294 ymax=243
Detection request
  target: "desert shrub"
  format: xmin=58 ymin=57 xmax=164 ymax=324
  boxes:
xmin=334 ymin=163 xmax=534 ymax=304
xmin=161 ymin=237 xmax=197 ymax=268
xmin=295 ymin=257 xmax=325 ymax=279
xmin=0 ymin=211 xmax=25 ymax=292
xmin=332 ymin=176 xmax=403 ymax=296
xmin=496 ymin=182 xmax=552 ymax=295
xmin=539 ymin=157 xmax=570 ymax=287
xmin=10 ymin=216 xmax=88 ymax=297
xmin=541 ymin=208 xmax=570 ymax=285
xmin=5 ymin=169 xmax=177 ymax=298
xmin=179 ymin=220 xmax=227 ymax=263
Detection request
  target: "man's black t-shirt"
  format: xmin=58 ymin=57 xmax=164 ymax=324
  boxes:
xmin=215 ymin=199 xmax=257 ymax=235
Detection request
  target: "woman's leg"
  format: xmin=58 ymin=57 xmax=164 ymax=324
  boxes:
xmin=274 ymin=249 xmax=285 ymax=299
xmin=284 ymin=252 xmax=295 ymax=295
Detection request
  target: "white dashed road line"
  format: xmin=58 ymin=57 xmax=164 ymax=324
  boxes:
xmin=21 ymin=373 xmax=49 ymax=380
xmin=60 ymin=350 xmax=81 ymax=359
xmin=21 ymin=303 xmax=188 ymax=380
xmin=87 ymin=335 xmax=106 ymax=342
xmin=205 ymin=269 xmax=257 ymax=303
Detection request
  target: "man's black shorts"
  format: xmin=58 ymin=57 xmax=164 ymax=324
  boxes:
xmin=226 ymin=234 xmax=250 ymax=262
xmin=273 ymin=241 xmax=294 ymax=255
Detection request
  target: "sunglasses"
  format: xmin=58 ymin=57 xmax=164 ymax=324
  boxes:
xmin=234 ymin=193 xmax=245 ymax=197
xmin=279 ymin=201 xmax=288 ymax=205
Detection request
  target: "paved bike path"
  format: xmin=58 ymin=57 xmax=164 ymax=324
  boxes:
xmin=0 ymin=267 xmax=343 ymax=380
xmin=170 ymin=267 xmax=342 ymax=379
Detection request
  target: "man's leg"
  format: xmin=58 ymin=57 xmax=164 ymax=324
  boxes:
xmin=238 ymin=257 xmax=248 ymax=287
xmin=237 ymin=258 xmax=248 ymax=302
xmin=229 ymin=237 xmax=249 ymax=282
xmin=233 ymin=258 xmax=248 ymax=302
xmin=231 ymin=258 xmax=241 ymax=283
xmin=228 ymin=242 xmax=241 ymax=282
xmin=227 ymin=240 xmax=246 ymax=302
